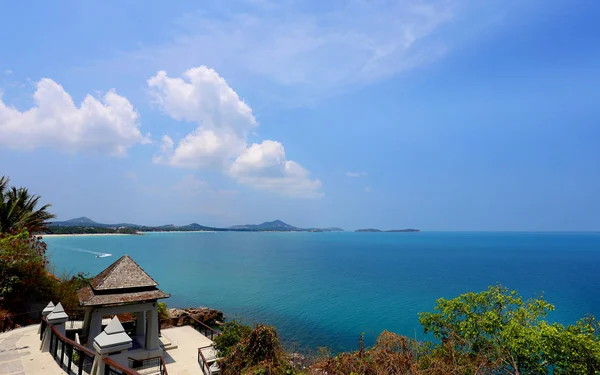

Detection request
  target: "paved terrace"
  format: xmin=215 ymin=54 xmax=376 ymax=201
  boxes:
xmin=0 ymin=325 xmax=65 ymax=375
xmin=0 ymin=324 xmax=214 ymax=375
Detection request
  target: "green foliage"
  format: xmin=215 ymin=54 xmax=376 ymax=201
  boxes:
xmin=214 ymin=320 xmax=252 ymax=357
xmin=418 ymin=284 xmax=555 ymax=374
xmin=157 ymin=302 xmax=169 ymax=320
xmin=51 ymin=272 xmax=91 ymax=311
xmin=45 ymin=225 xmax=139 ymax=235
xmin=0 ymin=227 xmax=86 ymax=319
xmin=539 ymin=316 xmax=600 ymax=374
xmin=0 ymin=176 xmax=56 ymax=233
xmin=0 ymin=228 xmax=53 ymax=311
xmin=219 ymin=324 xmax=297 ymax=375
xmin=311 ymin=285 xmax=600 ymax=375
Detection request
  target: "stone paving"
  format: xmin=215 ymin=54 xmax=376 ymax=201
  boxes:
xmin=0 ymin=324 xmax=215 ymax=375
xmin=0 ymin=325 xmax=66 ymax=375
xmin=160 ymin=326 xmax=214 ymax=375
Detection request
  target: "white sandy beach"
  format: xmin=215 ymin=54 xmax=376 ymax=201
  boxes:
xmin=38 ymin=233 xmax=130 ymax=238
xmin=40 ymin=231 xmax=218 ymax=238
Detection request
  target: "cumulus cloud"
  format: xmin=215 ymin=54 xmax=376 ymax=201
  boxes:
xmin=346 ymin=171 xmax=367 ymax=177
xmin=230 ymin=140 xmax=323 ymax=198
xmin=147 ymin=67 xmax=257 ymax=130
xmin=0 ymin=78 xmax=148 ymax=155
xmin=149 ymin=67 xmax=322 ymax=198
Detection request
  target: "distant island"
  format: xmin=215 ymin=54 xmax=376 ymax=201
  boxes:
xmin=46 ymin=217 xmax=346 ymax=234
xmin=355 ymin=228 xmax=420 ymax=232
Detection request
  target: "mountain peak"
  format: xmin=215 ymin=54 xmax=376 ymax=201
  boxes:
xmin=65 ymin=217 xmax=97 ymax=224
xmin=229 ymin=219 xmax=298 ymax=231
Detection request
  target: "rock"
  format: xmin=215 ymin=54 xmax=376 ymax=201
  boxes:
xmin=167 ymin=307 xmax=224 ymax=325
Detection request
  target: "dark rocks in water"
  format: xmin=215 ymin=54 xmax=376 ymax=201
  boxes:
xmin=163 ymin=307 xmax=224 ymax=328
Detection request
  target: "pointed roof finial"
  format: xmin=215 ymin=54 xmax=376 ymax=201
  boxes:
xmin=47 ymin=302 xmax=69 ymax=323
xmin=93 ymin=316 xmax=132 ymax=354
xmin=42 ymin=301 xmax=55 ymax=316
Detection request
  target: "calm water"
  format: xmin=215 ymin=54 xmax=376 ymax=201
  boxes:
xmin=44 ymin=232 xmax=600 ymax=352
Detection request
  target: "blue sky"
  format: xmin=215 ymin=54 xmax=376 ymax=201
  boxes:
xmin=0 ymin=0 xmax=599 ymax=230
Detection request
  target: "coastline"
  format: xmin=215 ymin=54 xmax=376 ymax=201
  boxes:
xmin=39 ymin=230 xmax=219 ymax=237
xmin=139 ymin=230 xmax=217 ymax=234
xmin=38 ymin=233 xmax=131 ymax=238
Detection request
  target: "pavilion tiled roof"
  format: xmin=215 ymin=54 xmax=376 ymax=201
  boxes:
xmin=77 ymin=255 xmax=169 ymax=307
xmin=90 ymin=255 xmax=158 ymax=290
xmin=77 ymin=286 xmax=170 ymax=306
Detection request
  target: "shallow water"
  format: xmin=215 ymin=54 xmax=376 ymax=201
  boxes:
xmin=45 ymin=231 xmax=600 ymax=352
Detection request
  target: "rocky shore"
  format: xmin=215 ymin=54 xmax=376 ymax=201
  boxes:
xmin=161 ymin=307 xmax=224 ymax=329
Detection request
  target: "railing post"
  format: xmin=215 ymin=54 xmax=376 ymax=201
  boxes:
xmin=60 ymin=340 xmax=65 ymax=367
xmin=78 ymin=348 xmax=85 ymax=375
xmin=41 ymin=303 xmax=69 ymax=352
xmin=93 ymin=317 xmax=133 ymax=375
xmin=50 ymin=330 xmax=55 ymax=356
xmin=39 ymin=301 xmax=54 ymax=338
xmin=67 ymin=343 xmax=73 ymax=372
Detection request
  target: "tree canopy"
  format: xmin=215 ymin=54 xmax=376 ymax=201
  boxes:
xmin=310 ymin=285 xmax=600 ymax=375
xmin=0 ymin=176 xmax=56 ymax=233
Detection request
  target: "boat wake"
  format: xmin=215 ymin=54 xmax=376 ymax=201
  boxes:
xmin=54 ymin=244 xmax=112 ymax=258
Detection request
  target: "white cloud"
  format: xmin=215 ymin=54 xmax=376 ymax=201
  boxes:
xmin=147 ymin=67 xmax=256 ymax=130
xmin=4 ymin=70 xmax=12 ymax=75
xmin=103 ymin=0 xmax=456 ymax=105
xmin=159 ymin=135 xmax=174 ymax=154
xmin=150 ymin=67 xmax=322 ymax=198
xmin=149 ymin=67 xmax=253 ymax=168
xmin=230 ymin=140 xmax=323 ymax=198
xmin=0 ymin=78 xmax=149 ymax=155
xmin=346 ymin=171 xmax=367 ymax=177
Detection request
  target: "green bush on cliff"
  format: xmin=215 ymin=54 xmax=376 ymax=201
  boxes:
xmin=311 ymin=285 xmax=600 ymax=375
xmin=219 ymin=323 xmax=297 ymax=375
xmin=214 ymin=320 xmax=253 ymax=358
xmin=0 ymin=228 xmax=90 ymax=317
xmin=0 ymin=228 xmax=54 ymax=313
xmin=157 ymin=302 xmax=169 ymax=320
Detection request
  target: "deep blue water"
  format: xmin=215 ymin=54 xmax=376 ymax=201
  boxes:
xmin=44 ymin=232 xmax=600 ymax=352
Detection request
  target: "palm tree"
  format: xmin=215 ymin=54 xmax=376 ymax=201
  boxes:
xmin=0 ymin=176 xmax=56 ymax=233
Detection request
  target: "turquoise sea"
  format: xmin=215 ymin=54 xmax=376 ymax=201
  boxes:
xmin=45 ymin=232 xmax=600 ymax=353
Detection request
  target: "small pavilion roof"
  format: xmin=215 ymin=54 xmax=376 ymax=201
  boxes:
xmin=77 ymin=255 xmax=169 ymax=307
xmin=90 ymin=255 xmax=158 ymax=290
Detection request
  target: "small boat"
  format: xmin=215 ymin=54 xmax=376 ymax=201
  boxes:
xmin=96 ymin=254 xmax=112 ymax=258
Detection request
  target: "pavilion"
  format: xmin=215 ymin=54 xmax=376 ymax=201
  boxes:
xmin=77 ymin=255 xmax=170 ymax=357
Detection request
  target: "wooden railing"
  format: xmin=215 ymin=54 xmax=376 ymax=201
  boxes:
xmin=49 ymin=325 xmax=96 ymax=375
xmin=1 ymin=309 xmax=42 ymax=333
xmin=0 ymin=307 xmax=86 ymax=334
xmin=47 ymin=324 xmax=157 ymax=375
xmin=128 ymin=356 xmax=168 ymax=375
xmin=198 ymin=346 xmax=218 ymax=375
xmin=104 ymin=357 xmax=142 ymax=375
xmin=188 ymin=316 xmax=221 ymax=341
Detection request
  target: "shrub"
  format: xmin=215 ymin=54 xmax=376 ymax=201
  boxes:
xmin=219 ymin=324 xmax=296 ymax=375
xmin=0 ymin=229 xmax=54 ymax=313
xmin=157 ymin=302 xmax=169 ymax=320
xmin=311 ymin=286 xmax=600 ymax=375
xmin=214 ymin=320 xmax=252 ymax=357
